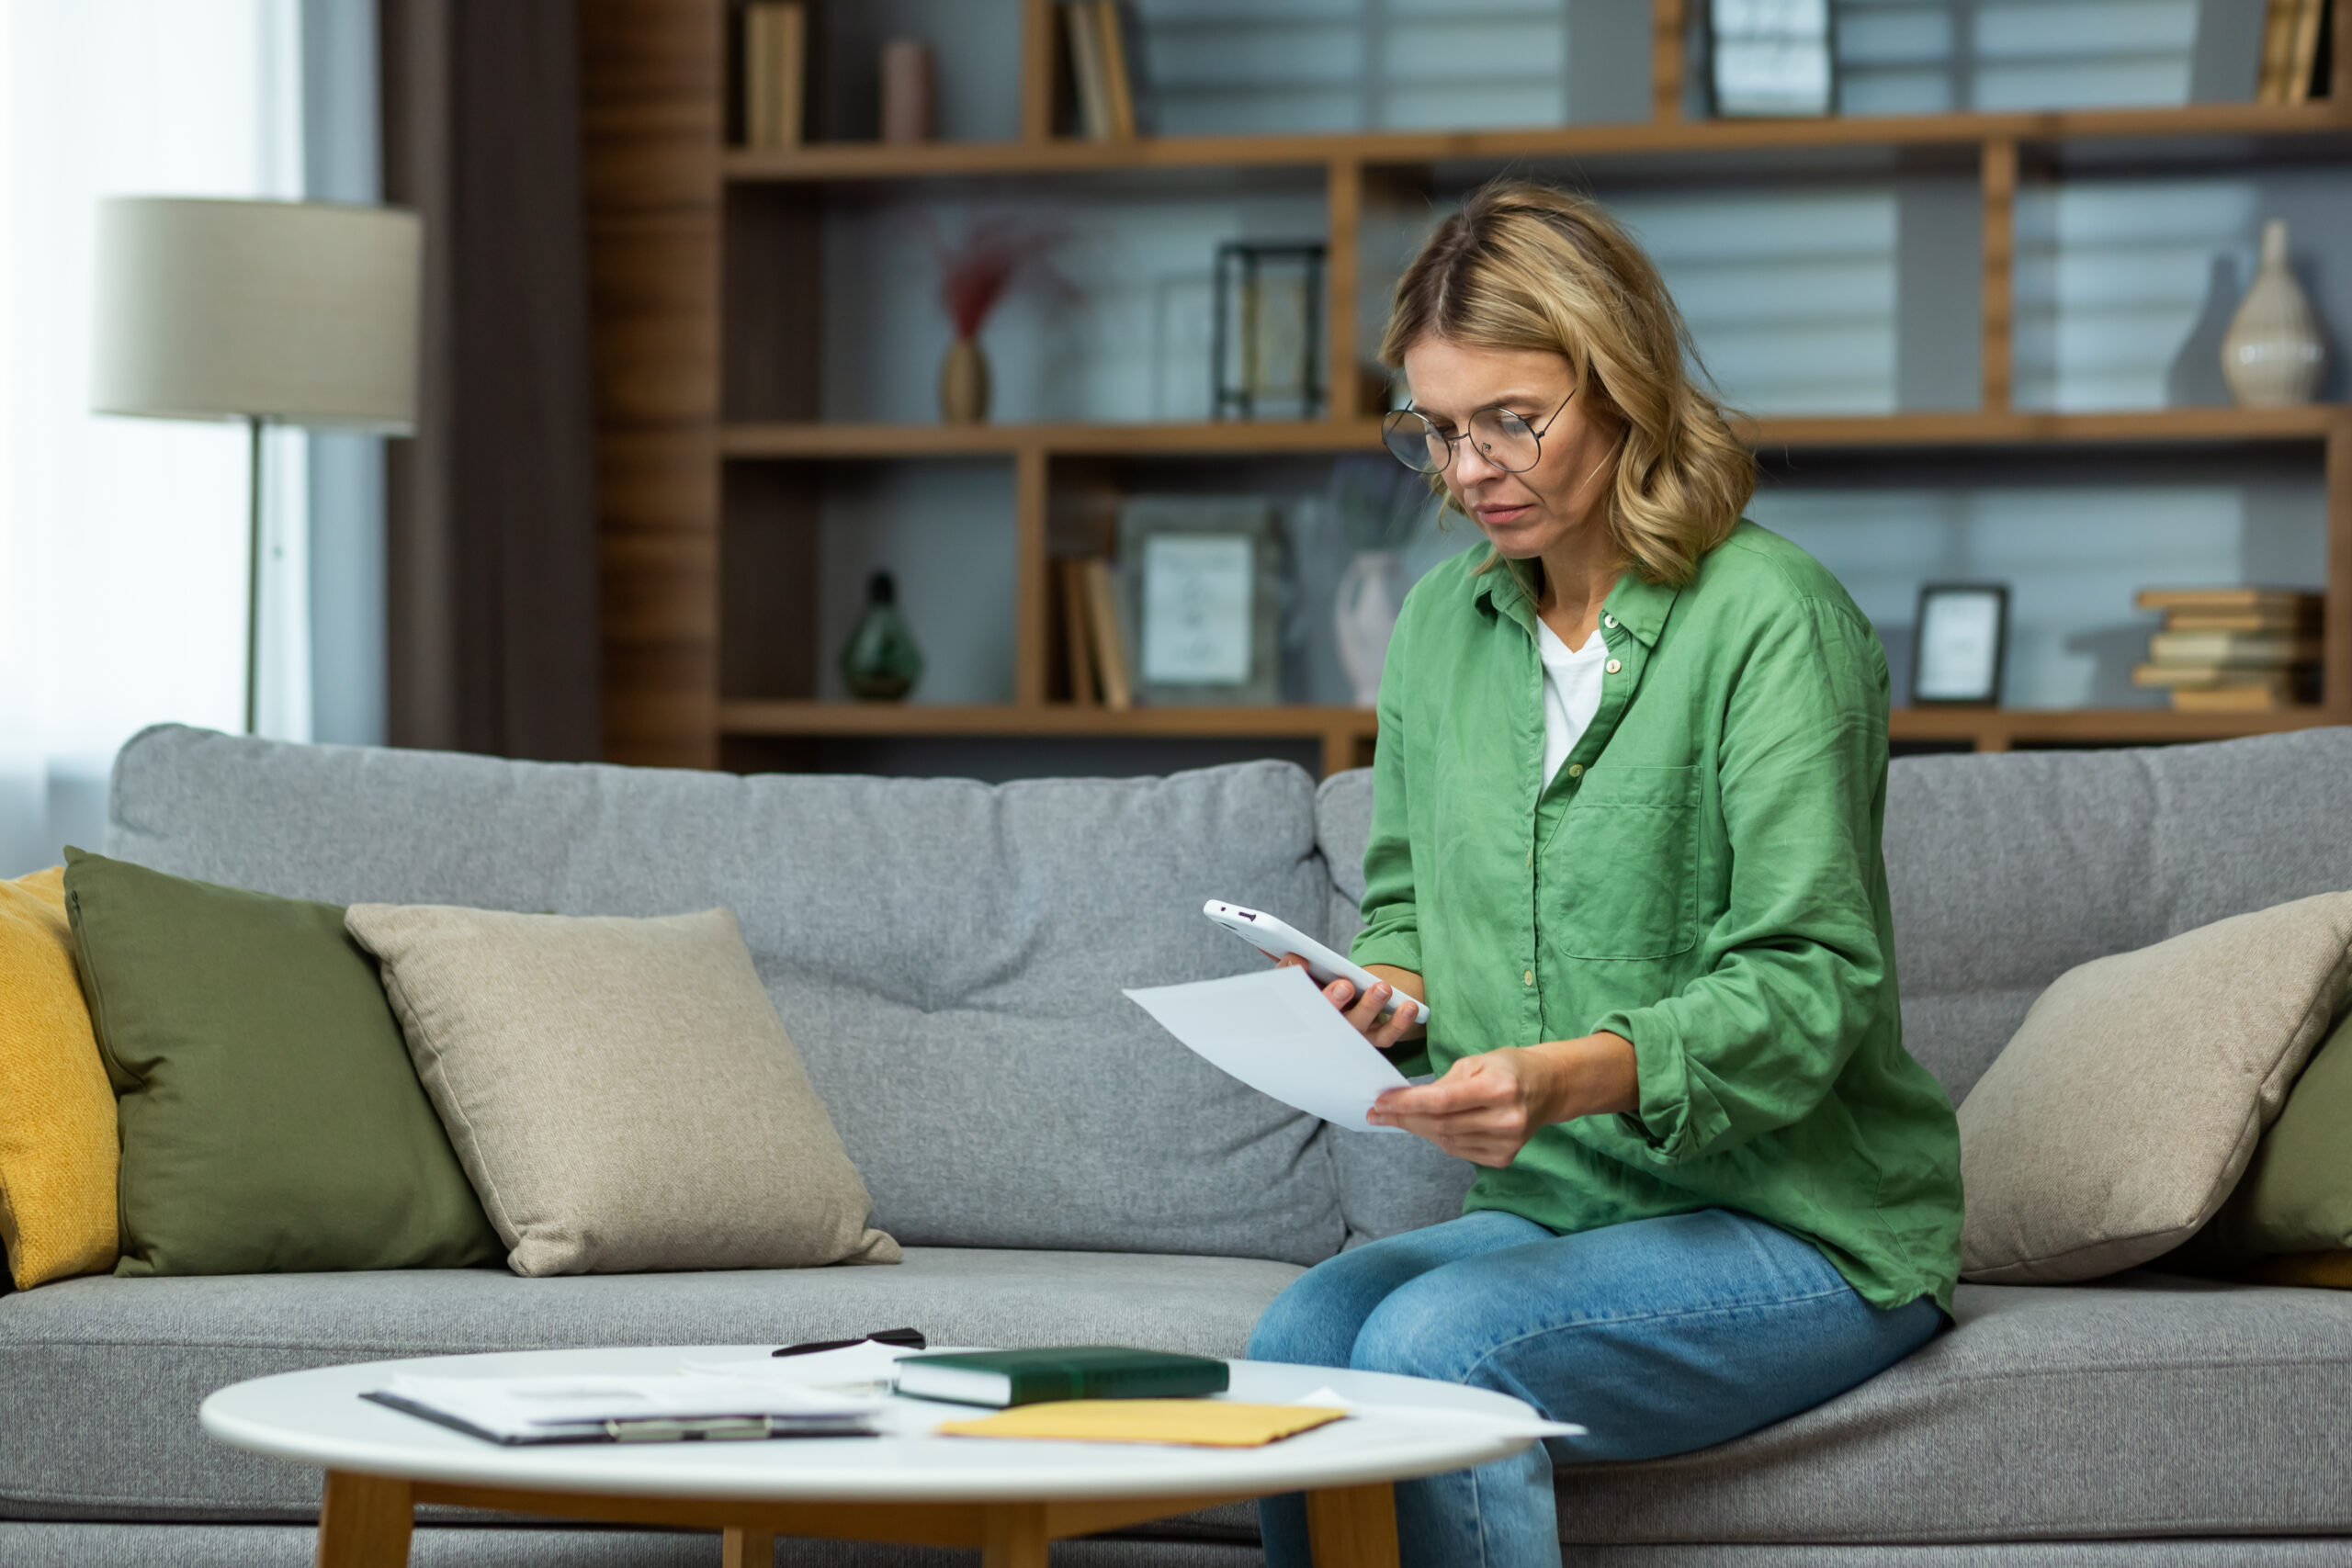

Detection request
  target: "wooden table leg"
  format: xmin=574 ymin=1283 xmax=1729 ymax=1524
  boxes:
xmin=722 ymin=1525 xmax=776 ymax=1568
xmin=1306 ymin=1481 xmax=1399 ymax=1568
xmin=980 ymin=1502 xmax=1050 ymax=1568
xmin=317 ymin=1471 xmax=413 ymax=1568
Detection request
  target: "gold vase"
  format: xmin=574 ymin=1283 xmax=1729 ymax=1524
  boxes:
xmin=939 ymin=334 xmax=990 ymax=423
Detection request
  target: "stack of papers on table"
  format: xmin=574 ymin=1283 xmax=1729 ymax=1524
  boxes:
xmin=366 ymin=1372 xmax=884 ymax=1445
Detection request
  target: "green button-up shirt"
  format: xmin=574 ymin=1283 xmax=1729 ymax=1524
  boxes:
xmin=1352 ymin=521 xmax=1962 ymax=1314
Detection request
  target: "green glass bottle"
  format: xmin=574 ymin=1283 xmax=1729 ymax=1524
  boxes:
xmin=840 ymin=570 xmax=923 ymax=701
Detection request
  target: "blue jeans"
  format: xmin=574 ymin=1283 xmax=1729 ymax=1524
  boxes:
xmin=1247 ymin=1207 xmax=1940 ymax=1568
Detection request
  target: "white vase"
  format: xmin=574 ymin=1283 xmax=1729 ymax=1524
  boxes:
xmin=2222 ymin=220 xmax=2326 ymax=408
xmin=1335 ymin=550 xmax=1406 ymax=707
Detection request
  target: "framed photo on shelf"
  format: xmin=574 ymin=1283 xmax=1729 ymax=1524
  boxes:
xmin=1708 ymin=0 xmax=1836 ymax=118
xmin=1912 ymin=583 xmax=2009 ymax=706
xmin=1117 ymin=497 xmax=1283 ymax=705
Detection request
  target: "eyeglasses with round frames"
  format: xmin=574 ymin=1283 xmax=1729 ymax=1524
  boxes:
xmin=1380 ymin=389 xmax=1576 ymax=477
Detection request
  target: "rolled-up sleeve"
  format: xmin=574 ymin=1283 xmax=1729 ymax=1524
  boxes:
xmin=1592 ymin=596 xmax=1891 ymax=1165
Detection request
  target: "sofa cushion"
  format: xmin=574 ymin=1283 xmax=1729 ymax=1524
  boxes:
xmin=1551 ymin=1273 xmax=2352 ymax=1546
xmin=0 ymin=1247 xmax=1303 ymax=1523
xmin=345 ymin=904 xmax=897 ymax=1277
xmin=1957 ymin=893 xmax=2352 ymax=1283
xmin=64 ymin=849 xmax=500 ymax=1278
xmin=2188 ymin=1007 xmax=2352 ymax=1269
xmin=105 ymin=727 xmax=1343 ymax=1266
xmin=0 ymin=867 xmax=116 ymax=1288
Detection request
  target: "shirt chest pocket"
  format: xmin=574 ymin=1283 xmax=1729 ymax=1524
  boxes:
xmin=1544 ymin=762 xmax=1702 ymax=961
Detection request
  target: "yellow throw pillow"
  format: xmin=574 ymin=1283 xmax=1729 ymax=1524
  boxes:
xmin=0 ymin=866 xmax=118 ymax=1286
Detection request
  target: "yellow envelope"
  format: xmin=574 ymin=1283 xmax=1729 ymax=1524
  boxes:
xmin=937 ymin=1400 xmax=1347 ymax=1448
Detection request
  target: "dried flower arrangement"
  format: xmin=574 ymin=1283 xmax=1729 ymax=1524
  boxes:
xmin=924 ymin=212 xmax=1075 ymax=341
xmin=920 ymin=213 xmax=1075 ymax=423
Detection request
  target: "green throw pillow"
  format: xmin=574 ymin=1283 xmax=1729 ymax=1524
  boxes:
xmin=63 ymin=849 xmax=500 ymax=1276
xmin=2220 ymin=1006 xmax=2352 ymax=1258
xmin=2172 ymin=1006 xmax=2352 ymax=1271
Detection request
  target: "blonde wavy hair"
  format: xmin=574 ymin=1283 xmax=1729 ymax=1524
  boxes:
xmin=1379 ymin=179 xmax=1755 ymax=587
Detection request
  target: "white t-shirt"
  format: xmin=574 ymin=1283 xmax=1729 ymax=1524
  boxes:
xmin=1536 ymin=618 xmax=1611 ymax=784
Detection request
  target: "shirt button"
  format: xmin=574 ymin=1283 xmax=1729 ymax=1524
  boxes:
xmin=1566 ymin=762 xmax=1583 ymax=780
xmin=1523 ymin=969 xmax=1534 ymax=986
xmin=1605 ymin=659 xmax=1622 ymax=674
xmin=1603 ymin=615 xmax=1617 ymax=628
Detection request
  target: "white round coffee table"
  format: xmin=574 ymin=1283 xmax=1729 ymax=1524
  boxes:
xmin=201 ymin=1346 xmax=1544 ymax=1568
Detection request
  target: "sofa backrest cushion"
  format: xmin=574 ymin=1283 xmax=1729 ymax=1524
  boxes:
xmin=107 ymin=726 xmax=1347 ymax=1265
xmin=1316 ymin=728 xmax=2352 ymax=1114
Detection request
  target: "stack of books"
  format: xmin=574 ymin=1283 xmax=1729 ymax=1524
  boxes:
xmin=1062 ymin=2 xmax=1138 ymax=141
xmin=2132 ymin=588 xmax=2322 ymax=712
xmin=1059 ymin=558 xmax=1135 ymax=710
xmin=741 ymin=3 xmax=807 ymax=150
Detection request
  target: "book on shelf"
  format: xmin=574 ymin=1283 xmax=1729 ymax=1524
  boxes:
xmin=2256 ymin=0 xmax=2330 ymax=101
xmin=2146 ymin=629 xmax=2322 ymax=666
xmin=2166 ymin=675 xmax=2313 ymax=712
xmin=1059 ymin=558 xmax=1101 ymax=706
xmin=1064 ymin=2 xmax=1112 ymax=141
xmin=1096 ymin=2 xmax=1139 ymax=140
xmin=1062 ymin=1 xmax=1137 ymax=141
xmin=2159 ymin=605 xmax=2320 ymax=633
xmin=2287 ymin=0 xmax=2329 ymax=101
xmin=1081 ymin=558 xmax=1135 ymax=710
xmin=741 ymin=2 xmax=807 ymax=150
xmin=2133 ymin=587 xmax=2322 ymax=614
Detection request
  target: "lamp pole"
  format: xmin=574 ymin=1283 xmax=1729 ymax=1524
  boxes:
xmin=243 ymin=413 xmax=265 ymax=736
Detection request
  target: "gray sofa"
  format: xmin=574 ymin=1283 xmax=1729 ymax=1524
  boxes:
xmin=4 ymin=721 xmax=2349 ymax=1568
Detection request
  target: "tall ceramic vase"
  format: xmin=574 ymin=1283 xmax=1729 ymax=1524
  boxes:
xmin=939 ymin=335 xmax=989 ymax=423
xmin=1334 ymin=550 xmax=1406 ymax=707
xmin=2222 ymin=220 xmax=2326 ymax=408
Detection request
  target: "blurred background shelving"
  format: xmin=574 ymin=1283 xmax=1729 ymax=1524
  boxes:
xmin=582 ymin=0 xmax=2352 ymax=778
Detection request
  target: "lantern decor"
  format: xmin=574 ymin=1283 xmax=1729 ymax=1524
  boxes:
xmin=1211 ymin=241 xmax=1327 ymax=422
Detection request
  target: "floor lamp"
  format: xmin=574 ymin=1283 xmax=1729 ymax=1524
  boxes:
xmin=91 ymin=197 xmax=422 ymax=735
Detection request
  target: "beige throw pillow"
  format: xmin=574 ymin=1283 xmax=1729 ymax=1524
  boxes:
xmin=1958 ymin=891 xmax=2352 ymax=1284
xmin=345 ymin=904 xmax=898 ymax=1276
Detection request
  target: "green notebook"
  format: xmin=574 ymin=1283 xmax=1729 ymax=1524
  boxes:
xmin=893 ymin=1347 xmax=1229 ymax=1407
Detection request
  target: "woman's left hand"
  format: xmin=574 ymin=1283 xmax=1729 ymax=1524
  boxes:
xmin=1368 ymin=1032 xmax=1638 ymax=1167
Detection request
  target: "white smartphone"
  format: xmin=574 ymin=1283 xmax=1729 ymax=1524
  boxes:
xmin=1203 ymin=899 xmax=1431 ymax=1027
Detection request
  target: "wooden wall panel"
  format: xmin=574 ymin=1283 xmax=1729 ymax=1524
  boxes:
xmin=581 ymin=0 xmax=724 ymax=768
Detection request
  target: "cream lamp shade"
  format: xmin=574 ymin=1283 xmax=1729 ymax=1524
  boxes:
xmin=91 ymin=197 xmax=421 ymax=431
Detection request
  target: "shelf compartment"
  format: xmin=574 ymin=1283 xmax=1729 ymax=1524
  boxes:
xmin=718 ymin=407 xmax=2347 ymax=461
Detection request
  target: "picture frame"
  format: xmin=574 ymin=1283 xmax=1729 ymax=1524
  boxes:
xmin=1117 ymin=496 xmax=1283 ymax=705
xmin=1708 ymin=0 xmax=1837 ymax=118
xmin=1911 ymin=583 xmax=2009 ymax=706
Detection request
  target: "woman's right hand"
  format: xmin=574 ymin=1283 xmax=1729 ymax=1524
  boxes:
xmin=1275 ymin=955 xmax=1428 ymax=1048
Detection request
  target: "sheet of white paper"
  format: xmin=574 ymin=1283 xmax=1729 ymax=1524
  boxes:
xmin=1295 ymin=1385 xmax=1586 ymax=1439
xmin=681 ymin=1341 xmax=917 ymax=1391
xmin=1124 ymin=965 xmax=1412 ymax=1134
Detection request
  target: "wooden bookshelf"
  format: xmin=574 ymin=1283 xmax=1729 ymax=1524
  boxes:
xmin=581 ymin=0 xmax=2352 ymax=775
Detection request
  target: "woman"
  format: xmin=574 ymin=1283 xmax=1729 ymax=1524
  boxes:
xmin=1248 ymin=180 xmax=1964 ymax=1568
